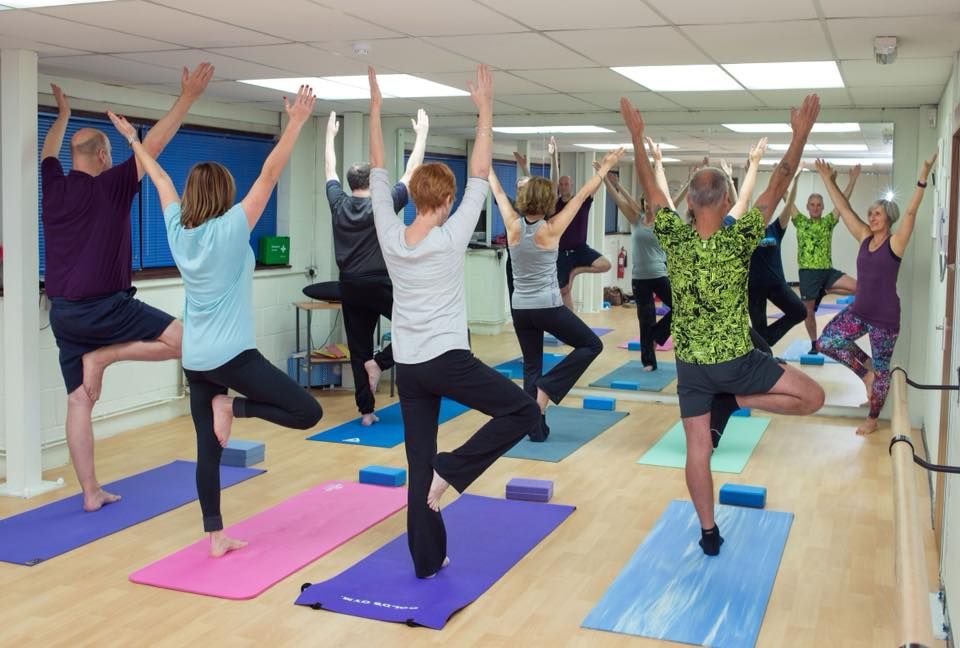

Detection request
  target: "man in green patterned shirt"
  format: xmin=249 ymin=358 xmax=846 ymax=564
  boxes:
xmin=793 ymin=166 xmax=860 ymax=353
xmin=621 ymin=95 xmax=825 ymax=556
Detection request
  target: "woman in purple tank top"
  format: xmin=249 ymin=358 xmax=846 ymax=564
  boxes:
xmin=813 ymin=154 xmax=937 ymax=435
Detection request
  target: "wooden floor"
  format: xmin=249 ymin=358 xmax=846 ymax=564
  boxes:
xmin=0 ymin=300 xmax=944 ymax=647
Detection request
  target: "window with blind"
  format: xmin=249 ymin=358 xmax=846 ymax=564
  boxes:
xmin=401 ymin=151 xmax=468 ymax=226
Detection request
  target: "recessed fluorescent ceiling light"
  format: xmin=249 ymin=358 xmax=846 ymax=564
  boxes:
xmin=815 ymin=143 xmax=869 ymax=152
xmin=659 ymin=157 xmax=681 ymax=163
xmin=722 ymin=61 xmax=844 ymax=90
xmin=239 ymin=75 xmax=468 ymax=100
xmin=3 ymin=0 xmax=113 ymax=5
xmin=767 ymin=143 xmax=815 ymax=151
xmin=493 ymin=126 xmax=614 ymax=134
xmin=574 ymin=142 xmax=677 ymax=151
xmin=611 ymin=65 xmax=741 ymax=92
xmin=826 ymin=157 xmax=891 ymax=166
xmin=723 ymin=123 xmax=860 ymax=133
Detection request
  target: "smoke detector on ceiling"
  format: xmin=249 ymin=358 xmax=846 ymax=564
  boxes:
xmin=353 ymin=42 xmax=370 ymax=56
xmin=874 ymin=36 xmax=898 ymax=65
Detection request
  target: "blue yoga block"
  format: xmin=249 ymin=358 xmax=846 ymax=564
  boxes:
xmin=584 ymin=396 xmax=616 ymax=411
xmin=610 ymin=380 xmax=640 ymax=390
xmin=543 ymin=335 xmax=561 ymax=346
xmin=627 ymin=341 xmax=642 ymax=351
xmin=800 ymin=354 xmax=825 ymax=366
xmin=359 ymin=465 xmax=407 ymax=487
xmin=719 ymin=483 xmax=767 ymax=508
xmin=220 ymin=440 xmax=265 ymax=467
xmin=837 ymin=296 xmax=855 ymax=305
xmin=731 ymin=408 xmax=751 ymax=417
xmin=759 ymin=236 xmax=778 ymax=247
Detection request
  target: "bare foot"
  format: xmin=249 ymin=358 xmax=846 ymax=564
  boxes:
xmin=862 ymin=370 xmax=876 ymax=400
xmin=212 ymin=394 xmax=235 ymax=447
xmin=82 ymin=488 xmax=121 ymax=512
xmin=81 ymin=351 xmax=107 ymax=402
xmin=209 ymin=531 xmax=247 ymax=557
xmin=427 ymin=470 xmax=450 ymax=512
xmin=361 ymin=413 xmax=380 ymax=426
xmin=643 ymin=365 xmax=654 ymax=372
xmin=535 ymin=387 xmax=549 ymax=414
xmin=856 ymin=417 xmax=879 ymax=436
xmin=424 ymin=556 xmax=451 ymax=579
xmin=364 ymin=359 xmax=382 ymax=394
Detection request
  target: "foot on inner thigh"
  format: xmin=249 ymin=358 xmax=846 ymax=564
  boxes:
xmin=82 ymin=488 xmax=121 ymax=512
xmin=364 ymin=359 xmax=382 ymax=394
xmin=212 ymin=395 xmax=235 ymax=447
xmin=856 ymin=417 xmax=879 ymax=436
xmin=535 ymin=387 xmax=549 ymax=414
xmin=424 ymin=556 xmax=451 ymax=579
xmin=81 ymin=351 xmax=108 ymax=403
xmin=427 ymin=470 xmax=450 ymax=512
xmin=361 ymin=413 xmax=380 ymax=426
xmin=209 ymin=531 xmax=247 ymax=558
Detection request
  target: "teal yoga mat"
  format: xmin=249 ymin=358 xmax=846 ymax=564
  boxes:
xmin=307 ymin=399 xmax=470 ymax=448
xmin=505 ymin=406 xmax=628 ymax=462
xmin=494 ymin=353 xmax=565 ymax=380
xmin=638 ymin=417 xmax=770 ymax=473
xmin=589 ymin=361 xmax=677 ymax=392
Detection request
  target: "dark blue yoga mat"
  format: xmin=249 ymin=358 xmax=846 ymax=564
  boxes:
xmin=582 ymin=499 xmax=792 ymax=647
xmin=589 ymin=360 xmax=677 ymax=391
xmin=505 ymin=406 xmax=628 ymax=462
xmin=295 ymin=494 xmax=575 ymax=629
xmin=494 ymin=353 xmax=565 ymax=380
xmin=0 ymin=460 xmax=265 ymax=566
xmin=307 ymin=399 xmax=470 ymax=448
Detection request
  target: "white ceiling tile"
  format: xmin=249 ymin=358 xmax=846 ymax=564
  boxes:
xmin=478 ymin=0 xmax=665 ymax=29
xmin=314 ymin=0 xmax=525 ymax=35
xmin=424 ymin=33 xmax=592 ymax=70
xmin=196 ymin=79 xmax=296 ymax=103
xmin=753 ymin=88 xmax=852 ymax=108
xmin=662 ymin=91 xmax=765 ymax=109
xmin=840 ymin=58 xmax=954 ymax=87
xmin=117 ymin=50 xmax=294 ymax=81
xmin=0 ymin=34 xmax=85 ymax=57
xmin=208 ymin=44 xmax=368 ymax=76
xmin=572 ymin=91 xmax=683 ymax=111
xmin=645 ymin=0 xmax=817 ymax=24
xmin=545 ymin=28 xmax=712 ymax=66
xmin=39 ymin=54 xmax=181 ymax=85
xmin=827 ymin=16 xmax=960 ymax=60
xmin=820 ymin=0 xmax=960 ymax=18
xmin=509 ymin=68 xmax=641 ymax=93
xmin=498 ymin=93 xmax=603 ymax=112
xmin=151 ymin=0 xmax=400 ymax=42
xmin=319 ymin=38 xmax=477 ymax=73
xmin=335 ymin=97 xmax=426 ymax=116
xmin=681 ymin=21 xmax=830 ymax=63
xmin=849 ymin=85 xmax=945 ymax=107
xmin=35 ymin=1 xmax=285 ymax=49
xmin=0 ymin=10 xmax=177 ymax=52
xmin=420 ymin=71 xmax=554 ymax=94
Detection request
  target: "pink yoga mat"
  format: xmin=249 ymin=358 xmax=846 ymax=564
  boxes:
xmin=617 ymin=336 xmax=674 ymax=351
xmin=129 ymin=481 xmax=406 ymax=599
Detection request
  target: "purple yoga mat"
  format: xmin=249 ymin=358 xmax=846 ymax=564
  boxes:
xmin=0 ymin=460 xmax=264 ymax=566
xmin=295 ymin=494 xmax=575 ymax=629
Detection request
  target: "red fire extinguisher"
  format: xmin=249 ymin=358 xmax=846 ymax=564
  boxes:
xmin=617 ymin=246 xmax=627 ymax=279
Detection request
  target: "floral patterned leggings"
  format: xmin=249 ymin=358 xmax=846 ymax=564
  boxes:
xmin=816 ymin=307 xmax=899 ymax=419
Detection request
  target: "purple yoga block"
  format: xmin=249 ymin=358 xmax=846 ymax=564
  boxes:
xmin=506 ymin=478 xmax=553 ymax=502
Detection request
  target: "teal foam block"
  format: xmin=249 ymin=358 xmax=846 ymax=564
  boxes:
xmin=610 ymin=380 xmax=639 ymax=390
xmin=497 ymin=368 xmax=514 ymax=379
xmin=837 ymin=296 xmax=855 ymax=304
xmin=359 ymin=465 xmax=407 ymax=487
xmin=583 ymin=397 xmax=616 ymax=411
xmin=627 ymin=341 xmax=641 ymax=351
xmin=731 ymin=408 xmax=751 ymax=417
xmin=800 ymin=354 xmax=824 ymax=365
xmin=719 ymin=483 xmax=767 ymax=508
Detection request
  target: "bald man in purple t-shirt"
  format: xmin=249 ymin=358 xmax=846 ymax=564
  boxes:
xmin=40 ymin=64 xmax=213 ymax=512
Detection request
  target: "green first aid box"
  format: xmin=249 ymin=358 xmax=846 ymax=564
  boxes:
xmin=257 ymin=236 xmax=290 ymax=265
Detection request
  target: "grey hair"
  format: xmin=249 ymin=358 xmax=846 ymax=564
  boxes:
xmin=688 ymin=168 xmax=728 ymax=207
xmin=346 ymin=163 xmax=371 ymax=191
xmin=872 ymin=199 xmax=900 ymax=225
xmin=808 ymin=193 xmax=824 ymax=202
xmin=72 ymin=130 xmax=109 ymax=157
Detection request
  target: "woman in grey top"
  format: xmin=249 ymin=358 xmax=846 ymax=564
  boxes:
xmin=490 ymin=148 xmax=624 ymax=440
xmin=368 ymin=66 xmax=539 ymax=579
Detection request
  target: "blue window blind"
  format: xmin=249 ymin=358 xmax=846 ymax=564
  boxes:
xmin=530 ymin=162 xmax=551 ymax=178
xmin=402 ymin=152 xmax=467 ymax=226
xmin=37 ymin=112 xmax=142 ymax=275
xmin=490 ymin=160 xmax=518 ymax=240
xmin=140 ymin=128 xmax=277 ymax=268
xmin=605 ymin=171 xmax=620 ymax=234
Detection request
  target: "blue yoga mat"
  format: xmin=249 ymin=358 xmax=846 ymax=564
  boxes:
xmin=582 ymin=499 xmax=793 ymax=647
xmin=545 ymin=327 xmax=613 ymax=346
xmin=781 ymin=339 xmax=839 ymax=364
xmin=494 ymin=353 xmax=565 ymax=380
xmin=589 ymin=361 xmax=677 ymax=391
xmin=505 ymin=406 xmax=628 ymax=462
xmin=307 ymin=399 xmax=471 ymax=448
xmin=295 ymin=494 xmax=575 ymax=629
xmin=0 ymin=460 xmax=264 ymax=566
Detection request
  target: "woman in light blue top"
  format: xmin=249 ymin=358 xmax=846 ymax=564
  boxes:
xmin=107 ymin=86 xmax=322 ymax=558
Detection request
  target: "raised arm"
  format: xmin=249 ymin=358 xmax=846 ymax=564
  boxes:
xmin=41 ymin=84 xmax=70 ymax=161
xmin=324 ymin=111 xmax=340 ymax=182
xmin=815 ymin=159 xmax=870 ymax=242
xmin=468 ymin=65 xmax=493 ymax=179
xmin=107 ymin=111 xmax=179 ymax=210
xmin=596 ymin=162 xmax=641 ymax=225
xmin=728 ymin=138 xmax=767 ymax=219
xmin=548 ymin=136 xmax=559 ymax=186
xmin=843 ymin=164 xmax=861 ymax=200
xmin=778 ymin=169 xmax=801 ymax=228
xmin=488 ymin=167 xmax=520 ymax=231
xmin=620 ymin=98 xmax=668 ymax=213
xmin=754 ymin=94 xmax=820 ymax=224
xmin=400 ymin=109 xmax=429 ymax=185
xmin=644 ymin=137 xmax=676 ymax=213
xmin=514 ymin=151 xmax=531 ymax=177
xmin=138 ymin=63 xmax=214 ymax=180
xmin=543 ymin=148 xmax=625 ymax=241
xmin=720 ymin=158 xmax=739 ymax=203
xmin=368 ymin=67 xmax=385 ymax=170
xmin=241 ymin=86 xmax=316 ymax=230
xmin=891 ymin=152 xmax=937 ymax=257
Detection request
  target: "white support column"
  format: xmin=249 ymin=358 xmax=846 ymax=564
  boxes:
xmin=576 ymin=150 xmax=604 ymax=313
xmin=0 ymin=49 xmax=61 ymax=497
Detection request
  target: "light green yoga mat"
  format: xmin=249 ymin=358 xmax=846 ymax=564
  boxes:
xmin=637 ymin=417 xmax=770 ymax=474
